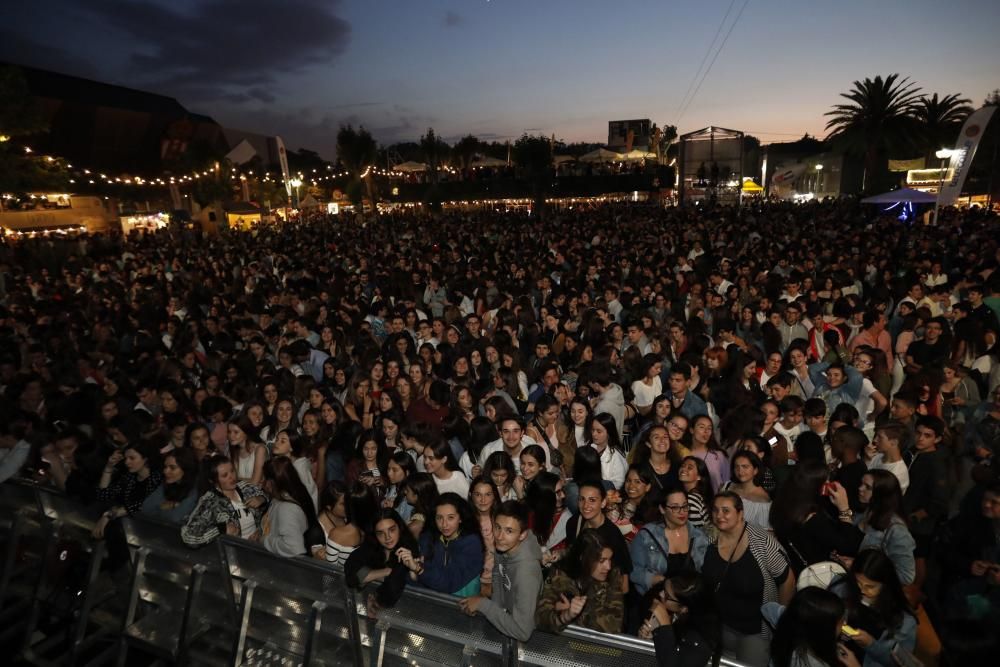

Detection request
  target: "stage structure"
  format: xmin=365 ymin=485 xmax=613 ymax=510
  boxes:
xmin=678 ymin=126 xmax=744 ymax=206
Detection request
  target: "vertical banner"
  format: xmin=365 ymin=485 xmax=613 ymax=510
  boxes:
xmin=168 ymin=183 xmax=183 ymax=210
xmin=939 ymin=106 xmax=996 ymax=205
xmin=276 ymin=136 xmax=292 ymax=199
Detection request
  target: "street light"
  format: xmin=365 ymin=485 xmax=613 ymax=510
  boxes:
xmin=932 ymin=149 xmax=955 ymax=225
xmin=289 ymin=178 xmax=302 ymax=207
xmin=814 ymin=164 xmax=823 ymax=197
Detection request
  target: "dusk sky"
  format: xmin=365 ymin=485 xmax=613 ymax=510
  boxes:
xmin=3 ymin=0 xmax=999 ymax=158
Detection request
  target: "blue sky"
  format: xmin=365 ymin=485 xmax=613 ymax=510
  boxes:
xmin=3 ymin=0 xmax=999 ymax=158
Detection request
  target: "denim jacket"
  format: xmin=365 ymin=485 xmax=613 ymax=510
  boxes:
xmin=855 ymin=515 xmax=916 ymax=585
xmin=628 ymin=522 xmax=709 ymax=594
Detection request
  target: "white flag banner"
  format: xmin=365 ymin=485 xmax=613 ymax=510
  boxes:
xmin=276 ymin=136 xmax=292 ymax=199
xmin=225 ymin=139 xmax=257 ymax=165
xmin=939 ymin=106 xmax=997 ymax=205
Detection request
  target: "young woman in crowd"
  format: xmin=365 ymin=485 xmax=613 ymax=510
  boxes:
xmin=344 ymin=509 xmax=420 ymax=611
xmin=469 ymin=475 xmax=498 ymax=597
xmin=719 ymin=451 xmax=772 ymax=530
xmin=383 ymin=449 xmax=416 ymax=514
xmin=317 ymin=480 xmax=376 ymax=566
xmin=182 ymin=455 xmax=267 ymax=546
xmin=139 ymin=447 xmax=199 ymax=524
xmin=677 ymin=456 xmax=714 ymax=531
xmin=226 ymin=416 xmax=267 ymax=486
xmin=260 ymin=456 xmax=324 ymax=557
xmin=401 ymin=472 xmax=439 ymax=537
xmin=512 ymin=444 xmax=546 ymax=499
xmin=606 ymin=464 xmax=659 ymax=541
xmin=536 ymin=529 xmax=625 ymax=634
xmin=269 ymin=430 xmax=318 ymax=509
xmin=397 ymin=492 xmax=484 ymax=596
xmin=482 ymin=451 xmax=518 ymax=502
xmin=346 ymin=429 xmax=388 ymax=493
xmin=589 ymin=412 xmax=628 ymax=490
xmin=629 ymin=488 xmax=710 ymax=596
xmin=688 ymin=415 xmax=730 ymax=492
xmin=93 ymin=441 xmax=163 ymax=539
xmin=630 ymin=424 xmax=681 ymax=494
xmin=458 ymin=416 xmax=498 ymax=480
xmin=850 ymin=469 xmax=917 ymax=586
xmin=422 ymin=435 xmax=470 ymax=497
xmin=527 ymin=471 xmax=571 ymax=566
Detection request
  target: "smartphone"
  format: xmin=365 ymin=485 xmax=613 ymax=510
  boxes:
xmin=841 ymin=624 xmax=860 ymax=637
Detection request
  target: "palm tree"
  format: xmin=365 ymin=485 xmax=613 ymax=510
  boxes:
xmin=912 ymin=93 xmax=974 ymax=163
xmin=336 ymin=125 xmax=377 ymax=209
xmin=825 ymin=74 xmax=923 ymax=192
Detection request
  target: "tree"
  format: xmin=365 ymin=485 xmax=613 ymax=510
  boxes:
xmin=337 ymin=125 xmax=377 ymax=210
xmin=0 ymin=65 xmax=63 ymax=199
xmin=650 ymin=123 xmax=678 ymax=163
xmin=513 ymin=134 xmax=553 ymax=218
xmin=453 ymin=134 xmax=481 ymax=174
xmin=420 ymin=128 xmax=451 ymax=184
xmin=825 ymin=74 xmax=923 ymax=192
xmin=913 ymin=93 xmax=974 ymax=162
xmin=984 ymin=89 xmax=1000 ymax=107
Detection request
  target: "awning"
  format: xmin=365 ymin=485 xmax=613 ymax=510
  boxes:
xmin=741 ymin=181 xmax=764 ymax=192
xmin=861 ymin=188 xmax=937 ymax=204
xmin=579 ymin=148 xmax=624 ymax=163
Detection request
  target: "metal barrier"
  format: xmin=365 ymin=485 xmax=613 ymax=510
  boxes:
xmin=219 ymin=536 xmax=364 ymax=667
xmin=2 ymin=481 xmax=752 ymax=667
xmin=355 ymin=582 xmax=515 ymax=667
xmin=117 ymin=517 xmax=236 ymax=666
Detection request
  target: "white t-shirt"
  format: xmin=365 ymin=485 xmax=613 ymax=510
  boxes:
xmin=869 ymin=454 xmax=910 ymax=494
xmin=595 ymin=445 xmax=628 ymax=489
xmin=631 ymin=377 xmax=662 ymax=409
xmin=230 ymin=497 xmax=258 ymax=538
xmin=433 ymin=469 xmax=471 ymax=498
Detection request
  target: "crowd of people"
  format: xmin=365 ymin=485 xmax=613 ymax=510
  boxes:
xmin=1 ymin=199 xmax=999 ymax=666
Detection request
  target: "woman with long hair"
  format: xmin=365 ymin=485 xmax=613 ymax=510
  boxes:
xmin=227 ymin=415 xmax=267 ymax=486
xmin=94 ymin=441 xmax=164 ymax=539
xmin=629 ymin=488 xmax=710 ymax=596
xmin=317 ymin=481 xmax=376 ymax=566
xmin=400 ymin=472 xmax=439 ymax=538
xmin=344 ymin=372 xmax=375 ymax=429
xmin=834 ymin=549 xmax=917 ymax=666
xmin=469 ymin=476 xmax=499 ymax=597
xmin=643 ymin=571 xmax=724 ymax=667
xmin=769 ymin=460 xmax=862 ymax=575
xmin=849 ymin=470 xmax=917 ymax=585
xmin=459 ymin=416 xmax=498 ymax=480
xmin=140 ymin=447 xmax=199 ymax=524
xmin=688 ymin=415 xmax=729 ymax=492
xmin=259 ymin=397 xmax=299 ymax=451
xmin=345 ymin=429 xmax=389 ymax=493
xmin=589 ymin=412 xmax=628 ymax=490
xmin=526 ymin=471 xmax=571 ymax=566
xmin=536 ymin=529 xmax=625 ymax=634
xmin=397 ymin=492 xmax=484 ymax=597
xmin=269 ymin=430 xmax=319 ymax=510
xmin=678 ymin=456 xmax=714 ymax=531
xmin=607 ymin=464 xmax=659 ymax=541
xmin=630 ymin=424 xmax=681 ymax=495
xmin=719 ymin=451 xmax=772 ymax=530
xmin=383 ymin=449 xmax=416 ymax=514
xmin=769 ymin=587 xmax=856 ymax=667
xmin=422 ymin=433 xmax=470 ymax=497
xmin=563 ymin=395 xmax=594 ymax=451
xmin=344 ymin=509 xmax=420 ymax=611
xmin=512 ymin=444 xmax=546 ymax=500
xmin=482 ymin=451 xmax=518 ymax=502
xmin=261 ymin=456 xmax=324 ymax=558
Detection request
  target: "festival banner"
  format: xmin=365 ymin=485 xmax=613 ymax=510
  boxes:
xmin=938 ymin=106 xmax=997 ymax=205
xmin=276 ymin=136 xmax=292 ymax=199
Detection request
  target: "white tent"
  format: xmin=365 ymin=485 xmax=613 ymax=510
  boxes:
xmin=621 ymin=149 xmax=656 ymax=161
xmin=298 ymin=194 xmax=320 ymax=209
xmin=579 ymin=148 xmax=623 ymax=163
xmin=392 ymin=161 xmax=429 ymax=173
xmin=469 ymin=156 xmax=508 ymax=168
xmin=861 ymin=188 xmax=937 ymax=204
xmin=552 ymin=155 xmax=576 ymax=165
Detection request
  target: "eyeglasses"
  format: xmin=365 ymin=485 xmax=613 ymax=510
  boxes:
xmin=667 ymin=422 xmax=685 ymax=430
xmin=664 ymin=504 xmax=689 ymax=513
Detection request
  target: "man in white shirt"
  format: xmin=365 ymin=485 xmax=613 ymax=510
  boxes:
xmin=477 ymin=417 xmax=546 ymax=474
xmin=866 ymin=422 xmax=910 ymax=494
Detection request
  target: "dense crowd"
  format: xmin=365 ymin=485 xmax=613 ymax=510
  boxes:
xmin=1 ymin=199 xmax=999 ymax=667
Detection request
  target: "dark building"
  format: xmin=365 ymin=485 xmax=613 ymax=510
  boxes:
xmin=5 ymin=62 xmax=229 ymax=175
xmin=608 ymin=119 xmax=651 ymax=152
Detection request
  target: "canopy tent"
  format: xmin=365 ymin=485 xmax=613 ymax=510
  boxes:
xmin=741 ymin=180 xmax=764 ymax=193
xmin=298 ymin=194 xmax=320 ymax=209
xmin=469 ymin=156 xmax=507 ymax=168
xmin=621 ymin=149 xmax=656 ymax=161
xmin=579 ymin=148 xmax=623 ymax=163
xmin=392 ymin=161 xmax=429 ymax=173
xmin=552 ymin=155 xmax=576 ymax=165
xmin=861 ymin=188 xmax=937 ymax=204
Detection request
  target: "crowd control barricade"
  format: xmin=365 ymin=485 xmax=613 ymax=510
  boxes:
xmin=116 ymin=516 xmax=237 ymax=666
xmin=356 ymin=583 xmax=515 ymax=667
xmin=219 ymin=536 xmax=364 ymax=667
xmin=0 ymin=480 xmax=55 ymax=646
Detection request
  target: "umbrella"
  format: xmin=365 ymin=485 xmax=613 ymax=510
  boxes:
xmin=861 ymin=188 xmax=937 ymax=204
xmin=621 ymin=149 xmax=656 ymax=161
xmin=579 ymin=148 xmax=624 ymax=163
xmin=392 ymin=161 xmax=429 ymax=173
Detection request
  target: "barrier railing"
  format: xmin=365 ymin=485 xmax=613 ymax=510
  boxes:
xmin=1 ymin=480 xmax=750 ymax=667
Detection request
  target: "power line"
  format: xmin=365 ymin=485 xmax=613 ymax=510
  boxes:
xmin=677 ymin=0 xmax=751 ymax=124
xmin=673 ymin=0 xmax=737 ymax=118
